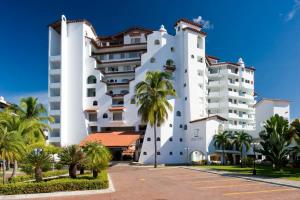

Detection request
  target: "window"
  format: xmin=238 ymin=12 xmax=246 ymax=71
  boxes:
xmin=166 ymin=59 xmax=175 ymax=67
xmin=109 ymin=54 xmax=114 ymax=59
xmin=176 ymin=111 xmax=181 ymax=116
xmin=124 ymin=65 xmax=132 ymax=71
xmin=131 ymin=37 xmax=141 ymax=44
xmin=143 ymin=152 xmax=147 ymax=155
xmin=120 ymin=53 xmax=125 ymax=59
xmin=179 ymin=124 xmax=183 ymax=128
xmin=184 ymin=125 xmax=187 ymax=130
xmin=150 ymin=57 xmax=155 ymax=63
xmin=157 ymin=152 xmax=161 ymax=155
xmin=179 ymin=138 xmax=183 ymax=142
xmin=147 ymin=137 xmax=151 ymax=141
xmin=169 ymin=152 xmax=173 ymax=155
xmin=180 ymin=152 xmax=183 ymax=155
xmin=177 ymin=26 xmax=180 ymax=31
xmin=171 ymin=47 xmax=175 ymax=52
xmin=183 ymin=83 xmax=186 ymax=87
xmin=90 ymin=126 xmax=98 ymax=132
xmin=194 ymin=129 xmax=199 ymax=137
xmin=154 ymin=39 xmax=160 ymax=45
xmin=156 ymin=137 xmax=161 ymax=141
xmin=113 ymin=113 xmax=122 ymax=121
xmin=87 ymin=88 xmax=96 ymax=97
xmin=197 ymin=36 xmax=203 ymax=49
xmin=93 ymin=101 xmax=98 ymax=106
xmin=191 ymin=55 xmax=194 ymax=59
xmin=185 ymin=97 xmax=187 ymax=101
xmin=102 ymin=113 xmax=108 ymax=119
xmin=169 ymin=124 xmax=172 ymax=127
xmin=169 ymin=137 xmax=173 ymax=142
xmin=89 ymin=113 xmax=97 ymax=122
xmin=185 ymin=69 xmax=187 ymax=73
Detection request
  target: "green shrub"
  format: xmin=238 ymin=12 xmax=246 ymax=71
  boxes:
xmin=9 ymin=170 xmax=68 ymax=183
xmin=55 ymin=163 xmax=64 ymax=170
xmin=1 ymin=172 xmax=108 ymax=195
xmin=241 ymin=157 xmax=254 ymax=167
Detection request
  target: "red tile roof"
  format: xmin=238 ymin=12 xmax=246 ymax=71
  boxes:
xmin=182 ymin=27 xmax=207 ymax=36
xmin=84 ymin=108 xmax=98 ymax=112
xmin=190 ymin=115 xmax=227 ymax=123
xmin=109 ymin=106 xmax=125 ymax=112
xmin=174 ymin=18 xmax=202 ymax=28
xmin=80 ymin=131 xmax=140 ymax=147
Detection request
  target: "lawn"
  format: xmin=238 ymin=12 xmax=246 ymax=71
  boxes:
xmin=198 ymin=165 xmax=300 ymax=181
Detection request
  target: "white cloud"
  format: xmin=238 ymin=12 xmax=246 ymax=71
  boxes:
xmin=286 ymin=0 xmax=300 ymax=21
xmin=193 ymin=16 xmax=214 ymax=30
xmin=3 ymin=91 xmax=48 ymax=106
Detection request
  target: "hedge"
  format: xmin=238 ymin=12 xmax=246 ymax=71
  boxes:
xmin=9 ymin=170 xmax=68 ymax=183
xmin=0 ymin=172 xmax=108 ymax=195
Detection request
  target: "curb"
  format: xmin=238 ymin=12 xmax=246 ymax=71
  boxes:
xmin=180 ymin=166 xmax=300 ymax=189
xmin=0 ymin=174 xmax=115 ymax=200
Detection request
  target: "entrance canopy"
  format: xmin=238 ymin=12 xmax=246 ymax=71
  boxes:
xmin=80 ymin=131 xmax=140 ymax=148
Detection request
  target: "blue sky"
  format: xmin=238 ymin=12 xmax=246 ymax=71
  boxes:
xmin=0 ymin=0 xmax=299 ymax=119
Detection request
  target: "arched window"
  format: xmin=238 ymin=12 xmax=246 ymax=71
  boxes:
xmin=156 ymin=137 xmax=161 ymax=141
xmin=103 ymin=113 xmax=108 ymax=119
xmin=93 ymin=101 xmax=98 ymax=106
xmin=184 ymin=124 xmax=187 ymax=130
xmin=197 ymin=36 xmax=203 ymax=49
xmin=166 ymin=59 xmax=175 ymax=67
xmin=176 ymin=111 xmax=181 ymax=116
xmin=87 ymin=75 xmax=97 ymax=84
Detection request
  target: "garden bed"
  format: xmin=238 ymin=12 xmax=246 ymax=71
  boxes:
xmin=0 ymin=171 xmax=108 ymax=195
xmin=9 ymin=169 xmax=68 ymax=183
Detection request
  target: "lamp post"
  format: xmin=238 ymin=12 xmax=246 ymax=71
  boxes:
xmin=184 ymin=147 xmax=190 ymax=166
xmin=252 ymin=143 xmax=256 ymax=175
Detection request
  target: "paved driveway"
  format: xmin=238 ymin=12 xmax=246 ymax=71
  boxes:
xmin=28 ymin=165 xmax=300 ymax=200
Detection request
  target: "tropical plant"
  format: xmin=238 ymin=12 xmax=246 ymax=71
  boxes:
xmin=232 ymin=131 xmax=252 ymax=167
xmin=135 ymin=71 xmax=176 ymax=168
xmin=290 ymin=118 xmax=300 ymax=144
xmin=0 ymin=126 xmax=24 ymax=184
xmin=83 ymin=142 xmax=112 ymax=178
xmin=58 ymin=145 xmax=85 ymax=178
xmin=25 ymin=149 xmax=51 ymax=182
xmin=258 ymin=114 xmax=292 ymax=170
xmin=213 ymin=131 xmax=232 ymax=165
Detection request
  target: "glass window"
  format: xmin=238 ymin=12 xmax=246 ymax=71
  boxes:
xmin=87 ymin=75 xmax=96 ymax=84
xmin=87 ymin=88 xmax=96 ymax=97
xmin=154 ymin=39 xmax=160 ymax=45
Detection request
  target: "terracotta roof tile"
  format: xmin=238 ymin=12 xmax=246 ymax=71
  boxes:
xmin=80 ymin=131 xmax=140 ymax=147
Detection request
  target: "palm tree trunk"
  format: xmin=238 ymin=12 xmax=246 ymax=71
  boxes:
xmin=35 ymin=166 xmax=43 ymax=182
xmin=69 ymin=164 xmax=77 ymax=178
xmin=240 ymin=148 xmax=243 ymax=168
xmin=10 ymin=160 xmax=17 ymax=179
xmin=2 ymin=160 xmax=5 ymax=184
xmin=222 ymin=146 xmax=225 ymax=165
xmin=92 ymin=169 xmax=98 ymax=178
xmin=154 ymin=124 xmax=157 ymax=168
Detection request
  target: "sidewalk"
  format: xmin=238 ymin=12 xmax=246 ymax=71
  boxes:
xmin=182 ymin=166 xmax=300 ymax=189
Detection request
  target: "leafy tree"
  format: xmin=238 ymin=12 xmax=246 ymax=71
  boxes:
xmin=25 ymin=149 xmax=51 ymax=182
xmin=259 ymin=114 xmax=292 ymax=170
xmin=83 ymin=142 xmax=112 ymax=178
xmin=58 ymin=145 xmax=84 ymax=178
xmin=290 ymin=118 xmax=300 ymax=144
xmin=232 ymin=131 xmax=252 ymax=167
xmin=135 ymin=71 xmax=176 ymax=168
xmin=213 ymin=131 xmax=231 ymax=165
xmin=0 ymin=126 xmax=24 ymax=184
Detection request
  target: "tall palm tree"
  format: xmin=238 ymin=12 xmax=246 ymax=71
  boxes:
xmin=58 ymin=145 xmax=85 ymax=178
xmin=259 ymin=114 xmax=292 ymax=170
xmin=213 ymin=131 xmax=231 ymax=165
xmin=0 ymin=126 xmax=24 ymax=184
xmin=232 ymin=131 xmax=252 ymax=167
xmin=135 ymin=71 xmax=176 ymax=168
xmin=83 ymin=142 xmax=112 ymax=178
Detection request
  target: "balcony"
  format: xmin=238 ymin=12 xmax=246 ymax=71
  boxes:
xmin=208 ymin=102 xmax=220 ymax=109
xmin=228 ymin=124 xmax=255 ymax=131
xmin=208 ymin=91 xmax=220 ymax=98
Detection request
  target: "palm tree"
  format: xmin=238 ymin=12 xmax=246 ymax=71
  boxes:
xmin=232 ymin=131 xmax=252 ymax=167
xmin=213 ymin=131 xmax=231 ymax=165
xmin=25 ymin=149 xmax=51 ymax=182
xmin=0 ymin=126 xmax=24 ymax=184
xmin=135 ymin=71 xmax=176 ymax=168
xmin=83 ymin=142 xmax=112 ymax=178
xmin=259 ymin=114 xmax=292 ymax=170
xmin=58 ymin=145 xmax=85 ymax=178
xmin=290 ymin=118 xmax=300 ymax=144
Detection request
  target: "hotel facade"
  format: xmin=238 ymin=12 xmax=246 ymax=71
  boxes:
xmin=48 ymin=15 xmax=258 ymax=164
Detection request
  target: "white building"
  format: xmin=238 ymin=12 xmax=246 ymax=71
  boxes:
xmin=48 ymin=16 xmax=256 ymax=164
xmin=254 ymin=98 xmax=290 ymax=138
xmin=0 ymin=96 xmax=9 ymax=111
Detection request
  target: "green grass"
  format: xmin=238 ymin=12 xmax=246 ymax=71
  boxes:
xmin=198 ymin=165 xmax=300 ymax=181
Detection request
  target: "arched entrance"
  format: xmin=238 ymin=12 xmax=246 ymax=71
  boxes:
xmin=190 ymin=151 xmax=205 ymax=163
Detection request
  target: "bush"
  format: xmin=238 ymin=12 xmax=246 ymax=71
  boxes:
xmin=241 ymin=157 xmax=254 ymax=167
xmin=55 ymin=163 xmax=64 ymax=170
xmin=9 ymin=170 xmax=68 ymax=183
xmin=1 ymin=172 xmax=108 ymax=195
